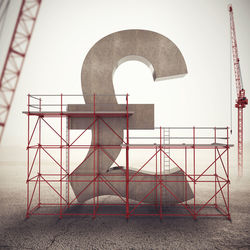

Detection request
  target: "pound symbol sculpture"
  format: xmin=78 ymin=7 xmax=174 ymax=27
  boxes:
xmin=68 ymin=30 xmax=193 ymax=204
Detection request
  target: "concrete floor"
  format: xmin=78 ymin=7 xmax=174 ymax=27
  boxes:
xmin=0 ymin=164 xmax=250 ymax=249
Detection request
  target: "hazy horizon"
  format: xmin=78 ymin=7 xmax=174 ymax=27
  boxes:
xmin=0 ymin=0 xmax=250 ymax=179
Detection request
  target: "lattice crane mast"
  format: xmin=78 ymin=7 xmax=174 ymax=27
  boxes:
xmin=0 ymin=0 xmax=42 ymax=143
xmin=228 ymin=4 xmax=248 ymax=177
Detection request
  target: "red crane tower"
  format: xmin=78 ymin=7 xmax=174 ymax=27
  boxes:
xmin=0 ymin=0 xmax=42 ymax=143
xmin=228 ymin=5 xmax=248 ymax=177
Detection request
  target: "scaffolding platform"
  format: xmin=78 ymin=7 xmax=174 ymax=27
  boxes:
xmin=25 ymin=94 xmax=232 ymax=220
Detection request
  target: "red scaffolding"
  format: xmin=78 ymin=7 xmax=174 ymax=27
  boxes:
xmin=25 ymin=94 xmax=231 ymax=220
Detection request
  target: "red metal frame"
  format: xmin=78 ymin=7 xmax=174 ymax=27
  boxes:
xmin=229 ymin=5 xmax=248 ymax=176
xmin=25 ymin=94 xmax=231 ymax=220
xmin=0 ymin=0 xmax=42 ymax=142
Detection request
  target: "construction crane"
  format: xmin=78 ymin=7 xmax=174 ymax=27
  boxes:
xmin=228 ymin=4 xmax=248 ymax=177
xmin=0 ymin=0 xmax=42 ymax=143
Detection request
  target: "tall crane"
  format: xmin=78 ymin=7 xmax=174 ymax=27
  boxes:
xmin=228 ymin=5 xmax=248 ymax=177
xmin=0 ymin=0 xmax=42 ymax=143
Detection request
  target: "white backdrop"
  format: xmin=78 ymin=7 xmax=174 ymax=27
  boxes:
xmin=0 ymin=0 xmax=249 ymax=168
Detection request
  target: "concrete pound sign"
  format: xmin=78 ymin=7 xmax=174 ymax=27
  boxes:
xmin=68 ymin=29 xmax=193 ymax=205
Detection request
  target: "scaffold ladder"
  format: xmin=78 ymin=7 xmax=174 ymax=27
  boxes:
xmin=163 ymin=127 xmax=170 ymax=173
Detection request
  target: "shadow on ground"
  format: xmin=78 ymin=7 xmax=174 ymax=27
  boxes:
xmin=0 ymin=165 xmax=250 ymax=249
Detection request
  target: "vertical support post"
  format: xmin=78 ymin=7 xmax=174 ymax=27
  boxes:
xmin=26 ymin=94 xmax=30 ymax=218
xmin=227 ymin=127 xmax=230 ymax=220
xmin=66 ymin=116 xmax=70 ymax=207
xmin=214 ymin=127 xmax=217 ymax=207
xmin=60 ymin=94 xmax=63 ymax=219
xmin=126 ymin=94 xmax=130 ymax=220
xmin=185 ymin=146 xmax=187 ymax=206
xmin=96 ymin=112 xmax=99 ymax=211
xmin=193 ymin=126 xmax=196 ymax=219
xmin=169 ymin=128 xmax=171 ymax=171
xmin=160 ymin=127 xmax=162 ymax=220
xmin=93 ymin=94 xmax=96 ymax=218
xmin=38 ymin=98 xmax=41 ymax=208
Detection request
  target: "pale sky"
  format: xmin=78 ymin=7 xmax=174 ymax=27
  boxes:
xmin=0 ymin=0 xmax=249 ymax=164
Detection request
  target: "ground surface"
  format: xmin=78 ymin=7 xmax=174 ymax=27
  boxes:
xmin=0 ymin=164 xmax=250 ymax=250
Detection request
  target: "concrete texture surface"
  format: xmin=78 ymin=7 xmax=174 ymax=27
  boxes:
xmin=0 ymin=164 xmax=250 ymax=249
xmin=69 ymin=29 xmax=192 ymax=204
xmin=81 ymin=29 xmax=187 ymax=104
